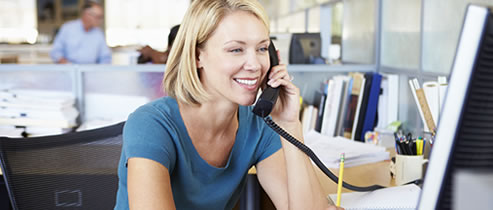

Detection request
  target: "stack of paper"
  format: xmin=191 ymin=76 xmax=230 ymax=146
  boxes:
xmin=304 ymin=130 xmax=389 ymax=168
xmin=0 ymin=89 xmax=78 ymax=137
xmin=328 ymin=184 xmax=421 ymax=210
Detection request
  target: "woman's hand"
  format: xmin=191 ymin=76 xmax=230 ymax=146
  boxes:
xmin=265 ymin=53 xmax=300 ymax=124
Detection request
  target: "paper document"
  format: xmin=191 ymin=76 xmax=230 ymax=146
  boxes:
xmin=328 ymin=184 xmax=421 ymax=210
xmin=304 ymin=131 xmax=389 ymax=168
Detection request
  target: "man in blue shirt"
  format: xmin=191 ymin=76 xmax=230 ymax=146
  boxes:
xmin=50 ymin=1 xmax=111 ymax=64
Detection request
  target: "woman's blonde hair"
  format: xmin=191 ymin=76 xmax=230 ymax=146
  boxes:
xmin=163 ymin=0 xmax=270 ymax=105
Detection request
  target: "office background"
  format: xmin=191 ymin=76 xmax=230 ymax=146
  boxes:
xmin=1 ymin=0 xmax=493 ymax=209
xmin=2 ymin=0 xmax=492 ymax=134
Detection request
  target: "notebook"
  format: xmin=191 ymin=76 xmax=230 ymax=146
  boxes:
xmin=328 ymin=184 xmax=420 ymax=210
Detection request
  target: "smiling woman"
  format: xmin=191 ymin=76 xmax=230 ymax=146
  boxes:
xmin=114 ymin=0 xmax=340 ymax=209
xmin=196 ymin=10 xmax=270 ymax=106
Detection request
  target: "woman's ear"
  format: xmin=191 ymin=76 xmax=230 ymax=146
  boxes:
xmin=196 ymin=49 xmax=202 ymax=69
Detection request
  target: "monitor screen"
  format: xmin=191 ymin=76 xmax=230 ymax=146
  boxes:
xmin=289 ymin=33 xmax=323 ymax=64
xmin=418 ymin=5 xmax=493 ymax=210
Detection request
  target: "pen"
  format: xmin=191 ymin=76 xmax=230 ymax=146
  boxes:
xmin=336 ymin=153 xmax=345 ymax=207
xmin=421 ymin=138 xmax=426 ymax=155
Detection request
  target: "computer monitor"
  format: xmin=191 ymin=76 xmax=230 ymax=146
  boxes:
xmin=289 ymin=33 xmax=323 ymax=64
xmin=418 ymin=5 xmax=493 ymax=210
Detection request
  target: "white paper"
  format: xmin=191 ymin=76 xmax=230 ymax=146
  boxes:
xmin=304 ymin=130 xmax=389 ymax=168
xmin=328 ymin=184 xmax=421 ymax=210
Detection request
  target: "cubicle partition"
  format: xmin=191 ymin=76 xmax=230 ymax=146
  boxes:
xmin=0 ymin=64 xmax=377 ymax=129
xmin=0 ymin=64 xmax=165 ymax=129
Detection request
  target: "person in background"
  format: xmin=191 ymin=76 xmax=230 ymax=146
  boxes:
xmin=114 ymin=0 xmax=341 ymax=209
xmin=137 ymin=24 xmax=180 ymax=64
xmin=50 ymin=1 xmax=111 ymax=64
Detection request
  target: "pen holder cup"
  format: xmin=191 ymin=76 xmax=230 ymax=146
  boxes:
xmin=389 ymin=154 xmax=428 ymax=186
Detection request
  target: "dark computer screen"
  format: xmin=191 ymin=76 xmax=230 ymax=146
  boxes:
xmin=289 ymin=33 xmax=323 ymax=64
xmin=418 ymin=5 xmax=493 ymax=210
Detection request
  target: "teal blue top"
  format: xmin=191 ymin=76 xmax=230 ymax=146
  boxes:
xmin=114 ymin=97 xmax=281 ymax=210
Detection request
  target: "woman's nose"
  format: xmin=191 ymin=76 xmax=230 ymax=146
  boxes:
xmin=243 ymin=51 xmax=262 ymax=71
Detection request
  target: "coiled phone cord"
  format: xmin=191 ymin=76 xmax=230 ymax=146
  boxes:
xmin=263 ymin=116 xmax=385 ymax=192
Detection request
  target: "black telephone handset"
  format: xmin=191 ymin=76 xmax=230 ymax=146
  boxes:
xmin=251 ymin=41 xmax=385 ymax=192
xmin=252 ymin=40 xmax=280 ymax=118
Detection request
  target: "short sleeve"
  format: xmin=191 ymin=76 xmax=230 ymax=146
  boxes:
xmin=256 ymin=126 xmax=282 ymax=163
xmin=123 ymin=105 xmax=176 ymax=172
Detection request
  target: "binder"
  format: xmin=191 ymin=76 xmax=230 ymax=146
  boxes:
xmin=314 ymin=91 xmax=326 ymax=132
xmin=360 ymin=73 xmax=382 ymax=140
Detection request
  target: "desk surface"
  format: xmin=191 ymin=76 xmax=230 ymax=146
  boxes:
xmin=248 ymin=157 xmax=395 ymax=195
xmin=315 ymin=160 xmax=395 ymax=195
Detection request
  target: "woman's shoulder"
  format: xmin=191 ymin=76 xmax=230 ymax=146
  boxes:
xmin=134 ymin=96 xmax=178 ymax=114
xmin=127 ymin=97 xmax=180 ymax=126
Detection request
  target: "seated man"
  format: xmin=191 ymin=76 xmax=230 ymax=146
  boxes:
xmin=50 ymin=1 xmax=111 ymax=64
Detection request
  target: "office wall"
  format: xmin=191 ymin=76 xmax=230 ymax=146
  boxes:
xmin=342 ymin=0 xmax=376 ymax=64
xmin=379 ymin=0 xmax=493 ymax=133
xmin=381 ymin=0 xmax=421 ymax=70
xmin=422 ymin=0 xmax=493 ymax=75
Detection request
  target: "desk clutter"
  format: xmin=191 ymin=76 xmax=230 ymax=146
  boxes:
xmin=304 ymin=130 xmax=389 ymax=168
xmin=409 ymin=76 xmax=448 ymax=134
xmin=300 ymin=73 xmax=448 ymax=143
xmin=0 ymin=89 xmax=78 ymax=137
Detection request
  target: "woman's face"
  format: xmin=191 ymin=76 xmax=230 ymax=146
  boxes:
xmin=197 ymin=10 xmax=270 ymax=106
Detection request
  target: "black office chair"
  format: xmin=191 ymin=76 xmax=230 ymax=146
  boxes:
xmin=0 ymin=122 xmax=125 ymax=210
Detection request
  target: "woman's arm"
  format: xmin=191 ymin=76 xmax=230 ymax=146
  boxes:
xmin=257 ymin=62 xmax=342 ymax=210
xmin=256 ymin=124 xmax=335 ymax=210
xmin=127 ymin=157 xmax=176 ymax=210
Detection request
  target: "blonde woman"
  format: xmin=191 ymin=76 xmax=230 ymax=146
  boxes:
xmin=114 ymin=0 xmax=342 ymax=209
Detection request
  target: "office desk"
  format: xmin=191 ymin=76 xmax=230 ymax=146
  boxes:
xmin=239 ymin=159 xmax=395 ymax=210
xmin=315 ymin=159 xmax=395 ymax=195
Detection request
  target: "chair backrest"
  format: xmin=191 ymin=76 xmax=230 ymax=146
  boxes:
xmin=0 ymin=122 xmax=125 ymax=210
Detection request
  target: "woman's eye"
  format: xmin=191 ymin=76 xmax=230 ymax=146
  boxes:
xmin=259 ymin=47 xmax=268 ymax=52
xmin=230 ymin=48 xmax=243 ymax=53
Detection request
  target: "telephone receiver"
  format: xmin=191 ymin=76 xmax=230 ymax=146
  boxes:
xmin=251 ymin=40 xmax=385 ymax=192
xmin=252 ymin=40 xmax=280 ymax=117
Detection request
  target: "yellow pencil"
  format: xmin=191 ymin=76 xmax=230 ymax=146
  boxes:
xmin=336 ymin=153 xmax=345 ymax=207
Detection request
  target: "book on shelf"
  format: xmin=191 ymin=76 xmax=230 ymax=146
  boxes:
xmin=320 ymin=76 xmax=348 ymax=137
xmin=314 ymin=91 xmax=327 ymax=132
xmin=301 ymin=105 xmax=319 ymax=134
xmin=300 ymin=72 xmax=390 ymax=140
xmin=335 ymin=76 xmax=351 ymax=137
xmin=343 ymin=73 xmax=365 ymax=139
xmin=352 ymin=73 xmax=371 ymax=141
xmin=302 ymin=105 xmax=315 ymax=134
xmin=376 ymin=74 xmax=399 ymax=129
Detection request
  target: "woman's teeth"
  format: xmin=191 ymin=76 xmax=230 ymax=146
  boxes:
xmin=235 ymin=79 xmax=257 ymax=85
